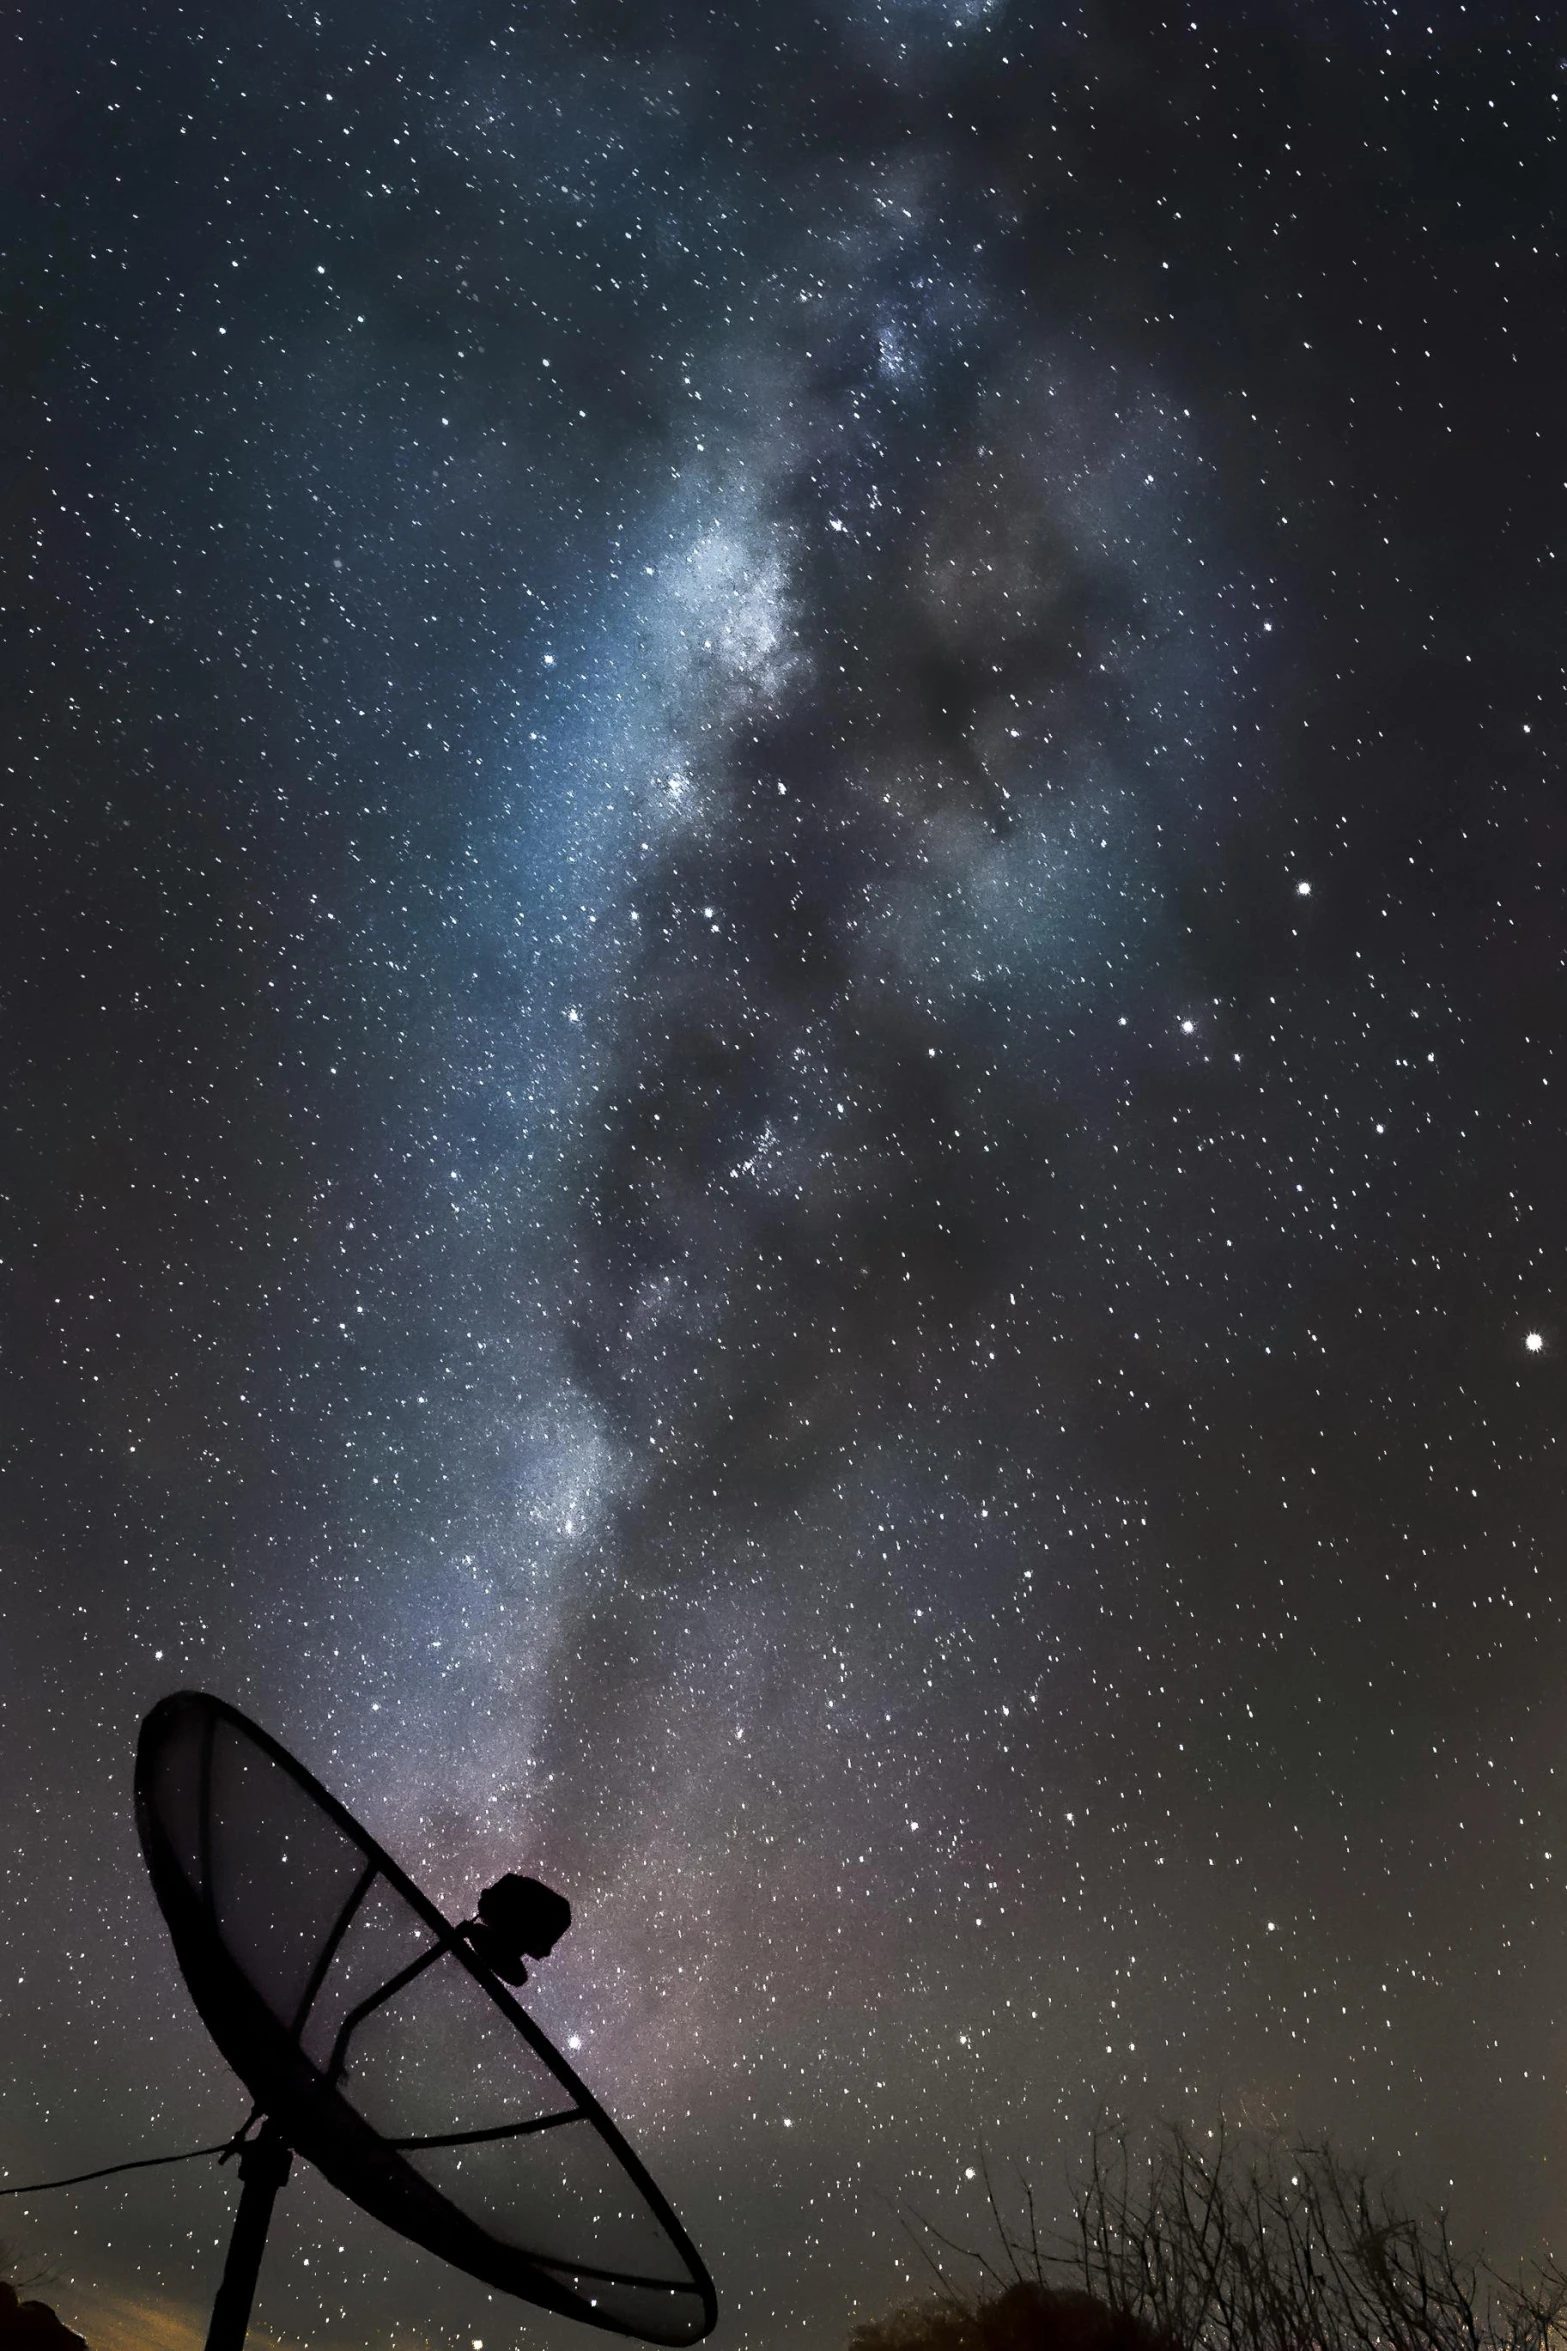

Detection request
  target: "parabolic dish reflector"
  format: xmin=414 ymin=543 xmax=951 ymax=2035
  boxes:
xmin=135 ymin=1692 xmax=716 ymax=2345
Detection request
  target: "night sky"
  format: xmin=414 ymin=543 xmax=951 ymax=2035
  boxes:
xmin=3 ymin=3 xmax=1567 ymax=2347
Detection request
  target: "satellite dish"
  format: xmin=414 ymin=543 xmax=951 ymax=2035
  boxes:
xmin=135 ymin=1693 xmax=717 ymax=2351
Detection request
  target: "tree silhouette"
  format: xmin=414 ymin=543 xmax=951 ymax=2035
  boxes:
xmin=0 ymin=2280 xmax=88 ymax=2351
xmin=852 ymin=2280 xmax=1175 ymax=2351
xmin=863 ymin=2127 xmax=1567 ymax=2351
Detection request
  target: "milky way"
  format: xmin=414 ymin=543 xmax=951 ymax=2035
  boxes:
xmin=4 ymin=7 xmax=1567 ymax=2351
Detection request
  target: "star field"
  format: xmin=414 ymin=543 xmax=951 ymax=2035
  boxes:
xmin=3 ymin=5 xmax=1567 ymax=2349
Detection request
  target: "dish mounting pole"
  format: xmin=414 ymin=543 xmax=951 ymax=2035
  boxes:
xmin=205 ymin=2119 xmax=292 ymax=2351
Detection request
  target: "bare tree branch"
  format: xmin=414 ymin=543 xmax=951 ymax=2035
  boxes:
xmin=871 ymin=2126 xmax=1567 ymax=2351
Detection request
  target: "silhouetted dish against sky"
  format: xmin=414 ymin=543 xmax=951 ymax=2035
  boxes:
xmin=135 ymin=1692 xmax=716 ymax=2346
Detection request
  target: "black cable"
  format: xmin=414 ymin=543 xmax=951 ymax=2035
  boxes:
xmin=0 ymin=2132 xmax=248 ymax=2198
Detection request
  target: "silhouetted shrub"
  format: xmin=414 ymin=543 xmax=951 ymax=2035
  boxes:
xmin=853 ymin=2280 xmax=1175 ymax=2351
xmin=0 ymin=2280 xmax=88 ymax=2351
xmin=874 ymin=2126 xmax=1567 ymax=2351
